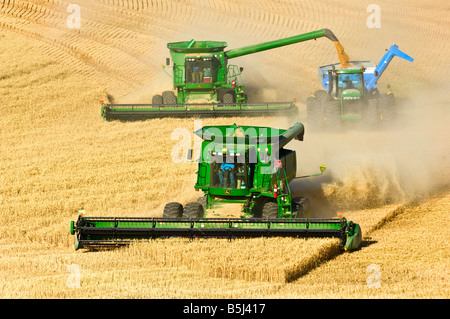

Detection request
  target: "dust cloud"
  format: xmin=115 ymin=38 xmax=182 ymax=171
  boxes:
xmin=291 ymin=84 xmax=450 ymax=216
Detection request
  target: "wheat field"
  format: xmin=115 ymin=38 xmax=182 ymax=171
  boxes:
xmin=1 ymin=0 xmax=449 ymax=299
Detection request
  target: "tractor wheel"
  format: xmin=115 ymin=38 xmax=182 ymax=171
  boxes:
xmin=182 ymin=202 xmax=204 ymax=219
xmin=378 ymin=93 xmax=396 ymax=126
xmin=152 ymin=94 xmax=163 ymax=105
xmin=162 ymin=91 xmax=177 ymax=105
xmin=306 ymin=96 xmax=324 ymax=131
xmin=365 ymin=98 xmax=379 ymax=129
xmin=163 ymin=202 xmax=183 ymax=219
xmin=292 ymin=197 xmax=311 ymax=218
xmin=223 ymin=92 xmax=235 ymax=104
xmin=324 ymin=100 xmax=342 ymax=131
xmin=261 ymin=201 xmax=279 ymax=219
xmin=314 ymin=90 xmax=329 ymax=103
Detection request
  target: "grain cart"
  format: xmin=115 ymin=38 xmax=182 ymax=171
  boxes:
xmin=307 ymin=44 xmax=413 ymax=130
xmin=70 ymin=122 xmax=362 ymax=251
xmin=101 ymin=29 xmax=349 ymax=121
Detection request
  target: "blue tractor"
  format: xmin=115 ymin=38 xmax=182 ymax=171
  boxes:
xmin=307 ymin=44 xmax=414 ymax=130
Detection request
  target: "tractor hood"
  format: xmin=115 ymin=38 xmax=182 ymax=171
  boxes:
xmin=341 ymin=89 xmax=361 ymax=99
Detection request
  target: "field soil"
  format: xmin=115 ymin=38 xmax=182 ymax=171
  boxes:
xmin=0 ymin=0 xmax=449 ymax=299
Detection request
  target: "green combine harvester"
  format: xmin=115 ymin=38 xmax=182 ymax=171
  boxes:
xmin=70 ymin=122 xmax=362 ymax=251
xmin=101 ymin=29 xmax=347 ymax=121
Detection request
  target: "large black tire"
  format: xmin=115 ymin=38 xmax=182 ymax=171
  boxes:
xmin=162 ymin=91 xmax=177 ymax=105
xmin=152 ymin=94 xmax=163 ymax=105
xmin=197 ymin=196 xmax=207 ymax=212
xmin=261 ymin=201 xmax=279 ymax=219
xmin=182 ymin=202 xmax=204 ymax=219
xmin=249 ymin=197 xmax=269 ymax=218
xmin=378 ymin=93 xmax=396 ymax=126
xmin=314 ymin=90 xmax=329 ymax=103
xmin=163 ymin=202 xmax=183 ymax=218
xmin=291 ymin=197 xmax=311 ymax=218
xmin=364 ymin=98 xmax=379 ymax=129
xmin=306 ymin=96 xmax=324 ymax=131
xmin=222 ymin=92 xmax=235 ymax=104
xmin=324 ymin=100 xmax=342 ymax=131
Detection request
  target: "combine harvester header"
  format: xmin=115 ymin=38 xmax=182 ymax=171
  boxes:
xmin=101 ymin=29 xmax=350 ymax=121
xmin=70 ymin=122 xmax=362 ymax=252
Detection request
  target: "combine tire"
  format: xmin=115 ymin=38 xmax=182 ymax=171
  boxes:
xmin=222 ymin=92 xmax=235 ymax=104
xmin=262 ymin=201 xmax=279 ymax=219
xmin=324 ymin=100 xmax=342 ymax=130
xmin=292 ymin=197 xmax=311 ymax=218
xmin=152 ymin=94 xmax=163 ymax=105
xmin=162 ymin=91 xmax=177 ymax=105
xmin=197 ymin=196 xmax=207 ymax=211
xmin=163 ymin=202 xmax=183 ymax=218
xmin=183 ymin=202 xmax=204 ymax=219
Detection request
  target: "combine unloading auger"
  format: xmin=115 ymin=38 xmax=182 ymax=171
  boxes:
xmin=70 ymin=122 xmax=362 ymax=251
xmin=101 ymin=29 xmax=350 ymax=121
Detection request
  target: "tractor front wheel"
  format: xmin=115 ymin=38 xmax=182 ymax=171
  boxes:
xmin=324 ymin=100 xmax=342 ymax=131
xmin=306 ymin=96 xmax=324 ymax=131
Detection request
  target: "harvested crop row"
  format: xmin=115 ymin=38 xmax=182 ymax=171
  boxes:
xmin=124 ymin=237 xmax=341 ymax=283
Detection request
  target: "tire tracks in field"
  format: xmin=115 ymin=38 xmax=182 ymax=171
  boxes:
xmin=281 ymin=203 xmax=408 ymax=284
xmin=0 ymin=0 xmax=361 ymax=99
xmin=2 ymin=0 xmax=449 ymax=100
xmin=0 ymin=0 xmax=181 ymax=97
xmin=283 ymin=189 xmax=449 ymax=284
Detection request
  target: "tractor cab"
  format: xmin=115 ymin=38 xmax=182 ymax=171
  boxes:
xmin=330 ymin=69 xmax=366 ymax=119
xmin=332 ymin=69 xmax=365 ymax=99
xmin=318 ymin=62 xmax=376 ymax=100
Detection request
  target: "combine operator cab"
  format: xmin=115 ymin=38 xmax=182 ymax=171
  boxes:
xmin=185 ymin=55 xmax=217 ymax=84
xmin=209 ymin=152 xmax=250 ymax=190
xmin=191 ymin=123 xmax=307 ymax=218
